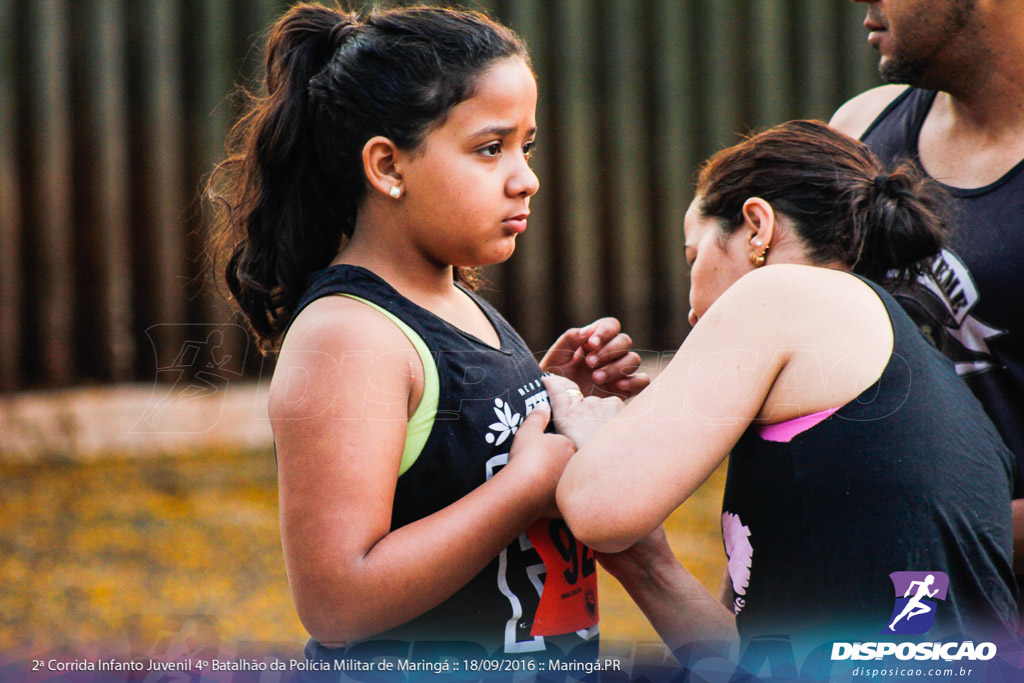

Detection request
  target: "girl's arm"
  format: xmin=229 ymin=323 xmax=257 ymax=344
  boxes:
xmin=271 ymin=296 xmax=574 ymax=645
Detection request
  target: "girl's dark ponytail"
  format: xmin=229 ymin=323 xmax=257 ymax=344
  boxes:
xmin=208 ymin=3 xmax=527 ymax=352
xmin=210 ymin=3 xmax=356 ymax=351
xmin=697 ymin=120 xmax=951 ymax=283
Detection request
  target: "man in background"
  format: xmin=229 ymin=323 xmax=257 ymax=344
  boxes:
xmin=832 ymin=0 xmax=1024 ymax=582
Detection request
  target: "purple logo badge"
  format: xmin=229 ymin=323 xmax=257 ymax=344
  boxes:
xmin=883 ymin=571 xmax=949 ymax=635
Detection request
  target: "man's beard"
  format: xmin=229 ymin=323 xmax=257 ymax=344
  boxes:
xmin=876 ymin=0 xmax=976 ymax=88
xmin=879 ymin=55 xmax=928 ymax=85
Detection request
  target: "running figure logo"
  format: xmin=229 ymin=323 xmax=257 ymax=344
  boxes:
xmin=883 ymin=571 xmax=949 ymax=635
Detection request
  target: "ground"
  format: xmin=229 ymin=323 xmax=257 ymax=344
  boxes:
xmin=0 ymin=448 xmax=726 ymax=659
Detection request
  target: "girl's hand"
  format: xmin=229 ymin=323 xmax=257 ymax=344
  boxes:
xmin=507 ymin=403 xmax=577 ymax=516
xmin=542 ymin=375 xmax=624 ymax=449
xmin=540 ymin=317 xmax=650 ymax=398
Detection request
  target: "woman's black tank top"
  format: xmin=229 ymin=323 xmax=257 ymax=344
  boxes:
xmin=722 ymin=275 xmax=1016 ymax=649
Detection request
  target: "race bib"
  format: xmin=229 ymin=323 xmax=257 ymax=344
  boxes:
xmin=526 ymin=518 xmax=599 ymax=636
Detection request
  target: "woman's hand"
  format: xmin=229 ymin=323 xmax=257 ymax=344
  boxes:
xmin=540 ymin=317 xmax=650 ymax=398
xmin=542 ymin=375 xmax=624 ymax=449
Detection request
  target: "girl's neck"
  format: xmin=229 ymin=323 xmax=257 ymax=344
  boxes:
xmin=332 ymin=230 xmax=457 ymax=300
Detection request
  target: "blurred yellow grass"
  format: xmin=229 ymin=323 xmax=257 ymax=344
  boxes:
xmin=0 ymin=450 xmax=725 ymax=656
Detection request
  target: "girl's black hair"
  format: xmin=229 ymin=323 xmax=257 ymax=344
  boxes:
xmin=208 ymin=3 xmax=530 ymax=351
xmin=696 ymin=120 xmax=951 ymax=283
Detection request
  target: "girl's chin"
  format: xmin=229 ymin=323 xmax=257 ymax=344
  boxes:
xmin=461 ymin=243 xmax=517 ymax=268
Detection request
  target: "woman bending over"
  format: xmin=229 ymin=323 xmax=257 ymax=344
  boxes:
xmin=551 ymin=120 xmax=1016 ymax=653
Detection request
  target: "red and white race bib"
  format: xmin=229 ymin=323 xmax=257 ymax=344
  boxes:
xmin=526 ymin=518 xmax=599 ymax=636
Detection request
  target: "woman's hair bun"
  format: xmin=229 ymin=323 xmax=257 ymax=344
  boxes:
xmin=852 ymin=158 xmax=950 ymax=282
xmin=696 ymin=121 xmax=953 ymax=284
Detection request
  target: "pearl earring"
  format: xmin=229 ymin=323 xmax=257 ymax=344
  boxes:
xmin=389 ymin=185 xmax=402 ymax=199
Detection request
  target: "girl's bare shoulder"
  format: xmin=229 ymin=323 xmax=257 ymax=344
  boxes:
xmin=270 ymin=295 xmax=421 ymax=422
xmin=281 ymin=294 xmax=418 ymax=354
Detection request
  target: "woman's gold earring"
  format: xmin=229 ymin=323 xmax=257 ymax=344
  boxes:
xmin=749 ymin=249 xmax=767 ymax=267
xmin=389 ymin=185 xmax=402 ymax=199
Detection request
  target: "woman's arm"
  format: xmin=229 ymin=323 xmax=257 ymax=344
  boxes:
xmin=555 ymin=270 xmax=795 ymax=553
xmin=598 ymin=529 xmax=737 ymax=653
xmin=556 ymin=265 xmax=893 ymax=553
xmin=271 ymin=296 xmax=574 ymax=645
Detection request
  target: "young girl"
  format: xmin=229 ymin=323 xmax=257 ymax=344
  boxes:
xmin=550 ymin=121 xmax=1017 ymax=653
xmin=208 ymin=2 xmax=648 ymax=662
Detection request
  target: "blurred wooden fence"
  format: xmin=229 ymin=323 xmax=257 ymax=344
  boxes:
xmin=0 ymin=0 xmax=880 ymax=392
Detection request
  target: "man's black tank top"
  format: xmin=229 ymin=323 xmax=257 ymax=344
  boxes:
xmin=285 ymin=265 xmax=598 ymax=662
xmin=861 ymin=88 xmax=1024 ymax=494
xmin=722 ymin=276 xmax=1016 ymax=649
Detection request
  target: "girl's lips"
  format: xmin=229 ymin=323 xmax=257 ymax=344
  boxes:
xmin=503 ymin=213 xmax=529 ymax=233
xmin=503 ymin=217 xmax=528 ymax=233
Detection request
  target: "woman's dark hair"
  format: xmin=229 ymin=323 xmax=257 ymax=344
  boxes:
xmin=696 ymin=119 xmax=950 ymax=283
xmin=208 ymin=3 xmax=530 ymax=352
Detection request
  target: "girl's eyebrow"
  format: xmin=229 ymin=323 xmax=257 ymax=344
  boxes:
xmin=470 ymin=125 xmax=537 ymax=139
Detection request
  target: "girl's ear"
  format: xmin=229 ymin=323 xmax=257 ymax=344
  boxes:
xmin=742 ymin=197 xmax=775 ymax=253
xmin=362 ymin=136 xmax=403 ymax=199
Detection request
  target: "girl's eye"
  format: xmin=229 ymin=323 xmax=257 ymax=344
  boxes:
xmin=523 ymin=141 xmax=535 ymax=159
xmin=481 ymin=142 xmax=502 ymax=157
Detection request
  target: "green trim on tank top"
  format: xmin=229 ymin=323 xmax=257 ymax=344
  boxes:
xmin=339 ymin=294 xmax=438 ymax=476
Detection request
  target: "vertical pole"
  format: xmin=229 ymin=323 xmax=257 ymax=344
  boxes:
xmin=28 ymin=0 xmax=74 ymax=385
xmin=0 ymin=0 xmax=22 ymax=390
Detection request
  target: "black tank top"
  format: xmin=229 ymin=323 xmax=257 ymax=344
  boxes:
xmin=285 ymin=265 xmax=598 ymax=662
xmin=862 ymin=88 xmax=1024 ymax=494
xmin=721 ymin=276 xmax=1016 ymax=649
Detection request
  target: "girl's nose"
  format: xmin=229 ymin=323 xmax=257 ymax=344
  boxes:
xmin=507 ymin=157 xmax=539 ymax=197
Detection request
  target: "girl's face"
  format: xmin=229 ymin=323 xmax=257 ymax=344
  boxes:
xmin=684 ymin=196 xmax=753 ymax=326
xmin=397 ymin=57 xmax=539 ymax=268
